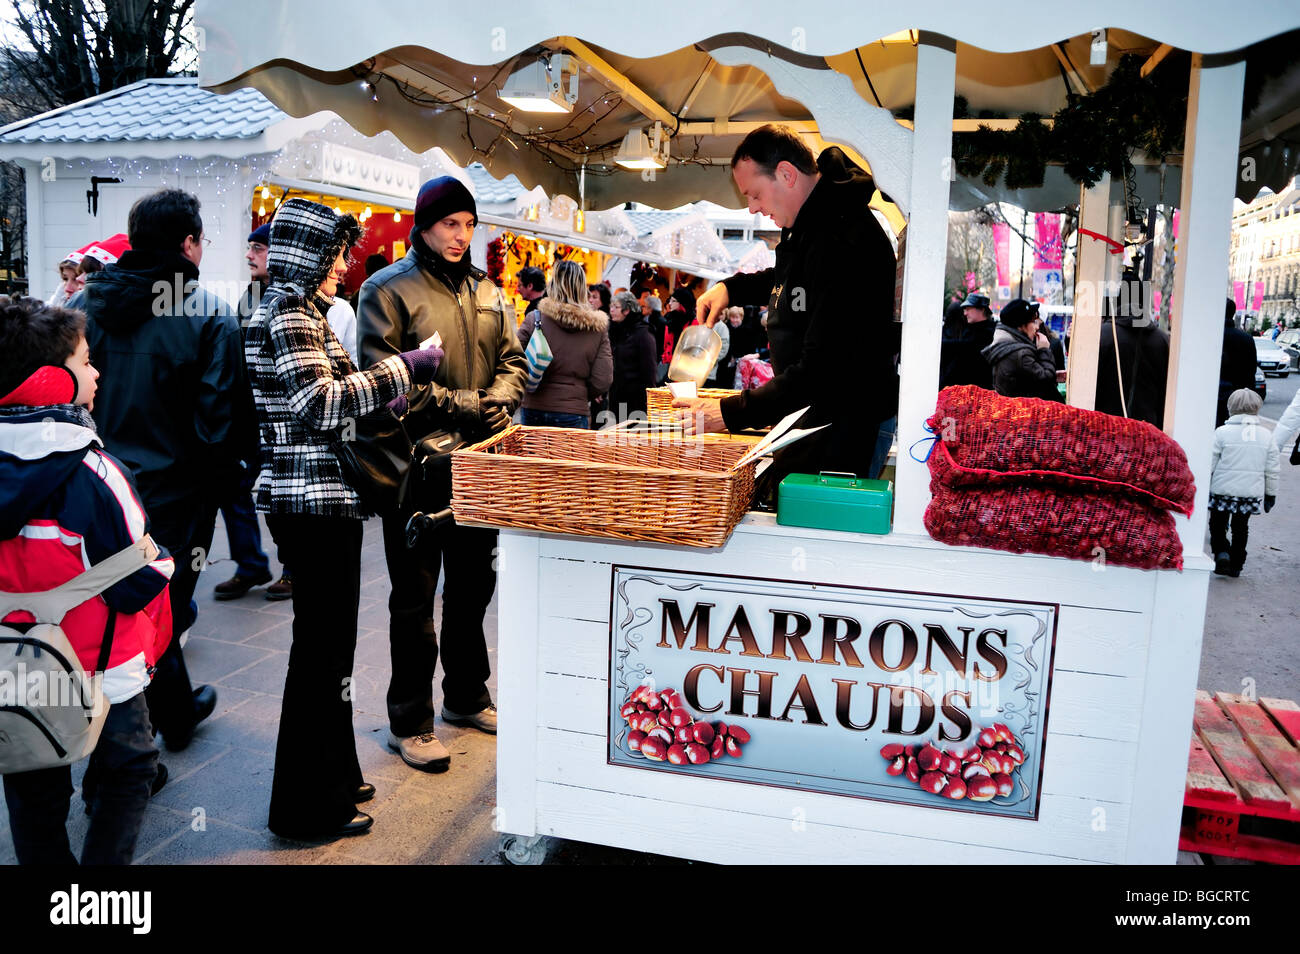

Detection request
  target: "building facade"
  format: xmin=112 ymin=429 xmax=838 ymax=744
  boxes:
xmin=1229 ymin=178 xmax=1300 ymax=330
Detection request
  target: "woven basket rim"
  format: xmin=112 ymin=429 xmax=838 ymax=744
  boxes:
xmin=453 ymin=424 xmax=753 ymax=479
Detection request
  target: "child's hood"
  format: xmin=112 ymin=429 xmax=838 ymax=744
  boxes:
xmin=0 ymin=405 xmax=100 ymax=538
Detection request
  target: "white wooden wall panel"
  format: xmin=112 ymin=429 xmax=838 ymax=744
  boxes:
xmin=535 ymin=784 xmax=1102 ymax=865
xmin=536 ymin=519 xmax=1159 ymax=614
xmin=532 ymin=732 xmax=1128 ymax=864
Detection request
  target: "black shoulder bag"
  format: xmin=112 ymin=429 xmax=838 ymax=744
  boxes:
xmin=333 ymin=409 xmax=416 ymax=514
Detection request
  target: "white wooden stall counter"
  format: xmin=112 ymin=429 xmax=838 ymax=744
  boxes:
xmin=495 ymin=514 xmax=1211 ymax=865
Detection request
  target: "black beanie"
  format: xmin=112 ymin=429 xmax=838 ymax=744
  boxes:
xmin=414 ymin=176 xmax=477 ymax=230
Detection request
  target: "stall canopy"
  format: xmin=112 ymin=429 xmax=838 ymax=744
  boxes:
xmin=197 ymin=1 xmax=1300 ymax=213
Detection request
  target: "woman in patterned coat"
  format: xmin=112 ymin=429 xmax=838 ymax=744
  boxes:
xmin=244 ymin=198 xmax=441 ymax=840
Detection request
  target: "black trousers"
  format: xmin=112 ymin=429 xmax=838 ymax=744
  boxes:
xmin=142 ymin=495 xmax=217 ymax=741
xmin=1209 ymin=508 xmax=1251 ymax=570
xmin=3 ymin=694 xmax=157 ymax=865
xmin=381 ymin=513 xmax=496 ymax=735
xmin=265 ymin=513 xmax=364 ymax=836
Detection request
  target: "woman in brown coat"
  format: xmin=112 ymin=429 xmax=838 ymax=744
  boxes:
xmin=517 ymin=260 xmax=613 ymax=428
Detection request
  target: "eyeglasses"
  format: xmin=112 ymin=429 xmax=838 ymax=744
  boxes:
xmin=202 ymin=237 xmax=212 ymax=247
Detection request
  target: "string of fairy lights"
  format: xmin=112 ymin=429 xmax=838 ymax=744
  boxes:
xmin=49 ymin=135 xmax=749 ymax=273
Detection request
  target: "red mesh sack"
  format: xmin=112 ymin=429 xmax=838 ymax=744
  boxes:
xmin=924 ymin=482 xmax=1183 ymax=571
xmin=926 ymin=386 xmax=1195 ymax=515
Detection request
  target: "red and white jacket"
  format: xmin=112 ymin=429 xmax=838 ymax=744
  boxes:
xmin=0 ymin=405 xmax=174 ymax=703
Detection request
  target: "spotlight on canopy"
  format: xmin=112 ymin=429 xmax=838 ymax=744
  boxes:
xmin=614 ymin=121 xmax=669 ymax=171
xmin=498 ymin=55 xmax=579 ymax=114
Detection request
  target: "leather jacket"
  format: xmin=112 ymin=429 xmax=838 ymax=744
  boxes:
xmin=356 ymin=230 xmax=526 ymax=440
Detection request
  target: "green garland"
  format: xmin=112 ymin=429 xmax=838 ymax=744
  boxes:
xmin=951 ymin=53 xmax=1191 ymax=192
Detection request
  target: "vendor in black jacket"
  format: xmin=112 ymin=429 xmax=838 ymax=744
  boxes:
xmin=677 ymin=125 xmax=899 ymax=482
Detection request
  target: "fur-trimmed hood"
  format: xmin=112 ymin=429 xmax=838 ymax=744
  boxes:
xmin=539 ymin=296 xmax=608 ymax=333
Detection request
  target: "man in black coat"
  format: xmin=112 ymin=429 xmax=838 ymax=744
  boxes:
xmin=940 ymin=294 xmax=996 ymax=390
xmin=1218 ymin=297 xmax=1258 ymax=426
xmin=679 ymin=125 xmax=899 ymax=483
xmin=83 ymin=188 xmax=241 ymax=750
xmin=1095 ymin=303 xmax=1170 ymax=427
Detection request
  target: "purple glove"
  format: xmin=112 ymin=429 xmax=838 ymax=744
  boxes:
xmin=386 ymin=393 xmax=408 ymax=417
xmin=398 ymin=346 xmax=443 ymax=385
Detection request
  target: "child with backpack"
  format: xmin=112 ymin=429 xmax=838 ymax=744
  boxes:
xmin=0 ymin=295 xmax=174 ymax=864
xmin=1209 ymin=388 xmax=1281 ymax=577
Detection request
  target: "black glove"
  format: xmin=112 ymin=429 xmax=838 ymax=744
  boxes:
xmin=480 ymin=394 xmax=512 ymax=433
xmin=1264 ymin=494 xmax=1276 ymax=513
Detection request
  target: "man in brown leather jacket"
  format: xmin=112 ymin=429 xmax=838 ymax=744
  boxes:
xmin=357 ymin=176 xmax=525 ymax=772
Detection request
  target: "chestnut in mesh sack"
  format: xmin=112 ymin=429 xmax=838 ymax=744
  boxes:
xmin=927 ymin=386 xmax=1195 ymax=515
xmin=924 ymin=481 xmax=1183 ymax=571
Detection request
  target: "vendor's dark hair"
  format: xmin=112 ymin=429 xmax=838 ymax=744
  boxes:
xmin=588 ymin=283 xmax=611 ymax=312
xmin=731 ymin=124 xmax=816 ymax=177
xmin=0 ymin=295 xmax=85 ymax=398
xmin=364 ymin=253 xmax=389 ymax=277
xmin=1225 ymin=297 xmax=1237 ymax=323
xmin=128 ymin=188 xmax=203 ymax=255
xmin=518 ymin=266 xmax=545 ymax=292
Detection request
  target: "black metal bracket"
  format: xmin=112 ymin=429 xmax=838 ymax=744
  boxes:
xmin=87 ymin=176 xmax=122 ymax=216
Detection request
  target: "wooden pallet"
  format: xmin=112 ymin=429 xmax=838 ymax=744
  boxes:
xmin=1180 ymin=690 xmax=1300 ymax=864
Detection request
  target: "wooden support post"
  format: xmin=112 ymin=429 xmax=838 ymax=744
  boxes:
xmin=1165 ymin=52 xmax=1247 ymax=547
xmin=496 ymin=531 xmax=542 ymax=838
xmin=893 ymin=33 xmax=956 ymax=537
xmin=1126 ymin=53 xmax=1246 ymax=864
xmin=20 ymin=160 xmax=45 ymax=300
xmin=1066 ymin=174 xmax=1115 ymax=410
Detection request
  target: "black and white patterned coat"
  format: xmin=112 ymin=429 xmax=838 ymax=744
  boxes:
xmin=244 ymin=199 xmax=411 ymax=518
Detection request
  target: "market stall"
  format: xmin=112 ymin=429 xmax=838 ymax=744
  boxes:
xmin=196 ymin=0 xmax=1300 ymax=864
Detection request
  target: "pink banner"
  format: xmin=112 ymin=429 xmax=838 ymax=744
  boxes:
xmin=1033 ymin=213 xmax=1063 ymax=268
xmin=1234 ymin=281 xmax=1246 ymax=312
xmin=993 ymin=223 xmax=1010 ymax=289
xmin=964 ymin=270 xmax=978 ymax=290
xmin=1173 ymin=209 xmax=1180 ymax=239
xmin=1252 ymin=281 xmax=1264 ymax=312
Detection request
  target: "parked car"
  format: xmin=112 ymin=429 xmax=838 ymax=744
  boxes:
xmin=1253 ymin=336 xmax=1291 ymax=376
xmin=1276 ymin=328 xmax=1300 ymax=371
xmin=1253 ymin=366 xmax=1267 ymax=401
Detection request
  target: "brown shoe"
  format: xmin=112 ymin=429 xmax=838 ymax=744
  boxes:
xmin=213 ymin=570 xmax=272 ymax=601
xmin=265 ymin=576 xmax=293 ymax=601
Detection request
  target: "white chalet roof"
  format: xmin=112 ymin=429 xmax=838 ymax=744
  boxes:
xmin=0 ymin=78 xmax=283 ymax=144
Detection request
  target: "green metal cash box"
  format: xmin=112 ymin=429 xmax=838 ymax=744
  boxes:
xmin=777 ymin=472 xmax=893 ymax=534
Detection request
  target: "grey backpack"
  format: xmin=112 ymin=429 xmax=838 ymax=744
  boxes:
xmin=0 ymin=536 xmax=159 ymax=774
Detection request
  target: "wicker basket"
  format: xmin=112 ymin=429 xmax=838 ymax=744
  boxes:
xmin=451 ymin=425 xmax=756 ymax=548
xmin=645 ymin=387 xmax=740 ymax=425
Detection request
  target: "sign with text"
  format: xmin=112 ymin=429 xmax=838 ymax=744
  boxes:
xmin=608 ymin=568 xmax=1057 ymax=819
